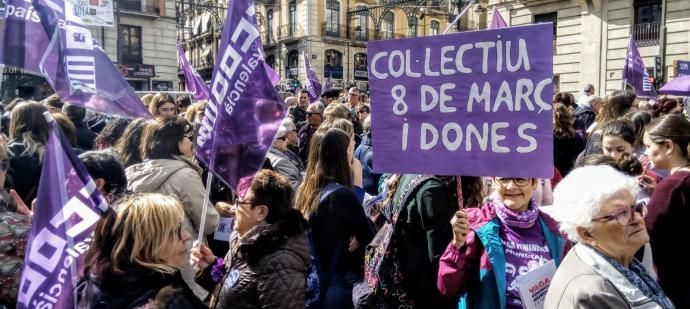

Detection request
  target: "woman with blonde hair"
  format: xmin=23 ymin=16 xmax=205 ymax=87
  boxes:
xmin=78 ymin=193 xmax=206 ymax=308
xmin=7 ymin=101 xmax=49 ymax=205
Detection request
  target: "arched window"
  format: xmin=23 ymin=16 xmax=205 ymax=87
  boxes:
xmin=266 ymin=9 xmax=274 ymax=43
xmin=289 ymin=0 xmax=296 ymax=36
xmin=408 ymin=16 xmax=418 ymax=37
xmin=354 ymin=53 xmax=367 ymax=80
xmin=286 ymin=50 xmax=299 ymax=78
xmin=382 ymin=12 xmax=394 ymax=39
xmin=354 ymin=5 xmax=368 ymax=40
xmin=326 ymin=0 xmax=340 ymax=36
xmin=430 ymin=20 xmax=440 ymax=36
xmin=324 ymin=49 xmax=343 ymax=79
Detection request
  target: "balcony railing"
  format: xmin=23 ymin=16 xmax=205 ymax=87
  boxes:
xmin=120 ymin=2 xmax=160 ymax=15
xmin=632 ymin=22 xmax=660 ymax=47
xmin=261 ymin=30 xmax=277 ymax=45
xmin=321 ymin=22 xmax=346 ymax=39
xmin=277 ymin=24 xmax=305 ymax=41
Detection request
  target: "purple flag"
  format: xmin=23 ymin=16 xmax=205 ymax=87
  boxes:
xmin=490 ymin=8 xmax=508 ymax=29
xmin=368 ymin=24 xmax=554 ymax=178
xmin=324 ymin=72 xmax=334 ymax=91
xmin=0 ymin=0 xmax=151 ymax=118
xmin=195 ymin=0 xmax=287 ymax=192
xmin=264 ymin=62 xmax=281 ymax=87
xmin=17 ymin=112 xmax=107 ymax=309
xmin=177 ymin=43 xmax=210 ymax=100
xmin=623 ymin=37 xmax=657 ymax=98
xmin=659 ymin=75 xmax=690 ymax=96
xmin=303 ymin=52 xmax=322 ymax=102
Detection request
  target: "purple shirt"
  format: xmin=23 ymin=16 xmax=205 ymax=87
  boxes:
xmin=500 ymin=221 xmax=552 ymax=308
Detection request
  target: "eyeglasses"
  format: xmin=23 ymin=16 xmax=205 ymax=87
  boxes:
xmin=495 ymin=178 xmax=530 ymax=187
xmin=592 ymin=201 xmax=648 ymax=226
xmin=0 ymin=160 xmax=8 ymax=172
xmin=234 ymin=196 xmax=254 ymax=207
xmin=306 ymin=112 xmax=321 ymax=117
xmin=276 ymin=136 xmax=287 ymax=141
xmin=348 ymin=93 xmax=359 ymax=97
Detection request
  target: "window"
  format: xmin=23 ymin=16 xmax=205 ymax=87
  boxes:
xmin=534 ymin=12 xmax=557 ymax=38
xmin=120 ymin=0 xmax=141 ymax=11
xmin=326 ymin=0 xmax=340 ymax=36
xmin=266 ymin=55 xmax=276 ymax=68
xmin=408 ymin=16 xmax=418 ymax=37
xmin=633 ymin=0 xmax=661 ymax=46
xmin=119 ymin=25 xmax=142 ymax=64
xmin=354 ymin=53 xmax=368 ymax=80
xmin=382 ymin=12 xmax=394 ymax=40
xmin=355 ymin=6 xmax=368 ymax=41
xmin=267 ymin=9 xmax=274 ymax=43
xmin=430 ymin=20 xmax=440 ymax=36
xmin=286 ymin=50 xmax=299 ymax=78
xmin=289 ymin=0 xmax=296 ymax=37
xmin=324 ymin=49 xmax=343 ymax=78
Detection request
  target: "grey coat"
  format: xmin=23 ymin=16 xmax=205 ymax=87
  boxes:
xmin=266 ymin=147 xmax=303 ymax=189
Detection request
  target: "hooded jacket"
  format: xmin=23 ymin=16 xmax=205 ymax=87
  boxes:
xmin=126 ymin=156 xmax=219 ymax=299
xmin=199 ymin=210 xmax=311 ymax=309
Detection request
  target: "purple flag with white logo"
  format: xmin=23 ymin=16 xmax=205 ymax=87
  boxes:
xmin=196 ymin=0 xmax=287 ymax=192
xmin=264 ymin=62 xmax=281 ymax=87
xmin=303 ymin=51 xmax=322 ymax=102
xmin=490 ymin=8 xmax=508 ymax=29
xmin=0 ymin=0 xmax=151 ymax=118
xmin=17 ymin=112 xmax=107 ymax=309
xmin=324 ymin=72 xmax=334 ymax=91
xmin=623 ymin=37 xmax=657 ymax=98
xmin=178 ymin=43 xmax=210 ymax=100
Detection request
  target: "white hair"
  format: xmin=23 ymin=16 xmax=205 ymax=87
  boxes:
xmin=551 ymin=165 xmax=640 ymax=243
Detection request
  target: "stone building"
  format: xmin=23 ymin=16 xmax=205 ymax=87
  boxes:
xmin=461 ymin=0 xmax=690 ymax=96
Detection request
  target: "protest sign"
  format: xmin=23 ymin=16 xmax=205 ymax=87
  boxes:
xmin=18 ymin=113 xmax=107 ymax=309
xmin=368 ymin=23 xmax=554 ymax=178
xmin=515 ymin=260 xmax=557 ymax=309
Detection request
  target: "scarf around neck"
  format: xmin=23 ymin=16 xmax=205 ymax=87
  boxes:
xmin=575 ymin=244 xmax=674 ymax=309
xmin=493 ymin=197 xmax=540 ymax=229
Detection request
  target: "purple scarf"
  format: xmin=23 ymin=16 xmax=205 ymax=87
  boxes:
xmin=493 ymin=197 xmax=539 ymax=229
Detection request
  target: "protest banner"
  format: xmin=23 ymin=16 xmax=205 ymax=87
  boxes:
xmin=196 ymin=0 xmax=287 ymax=192
xmin=17 ymin=113 xmax=108 ymax=309
xmin=303 ymin=51 xmax=322 ymax=102
xmin=0 ymin=0 xmax=151 ymax=118
xmin=68 ymin=0 xmax=114 ymax=27
xmin=178 ymin=43 xmax=210 ymax=100
xmin=368 ymin=23 xmax=554 ymax=178
xmin=515 ymin=260 xmax=557 ymax=309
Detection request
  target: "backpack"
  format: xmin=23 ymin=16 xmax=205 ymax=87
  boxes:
xmin=304 ymin=181 xmax=343 ymax=308
xmin=352 ymin=175 xmax=434 ymax=308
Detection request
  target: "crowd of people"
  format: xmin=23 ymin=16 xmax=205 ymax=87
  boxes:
xmin=0 ymin=84 xmax=687 ymax=309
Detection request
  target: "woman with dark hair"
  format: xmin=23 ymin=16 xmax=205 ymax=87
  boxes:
xmin=651 ymin=96 xmax=682 ymax=118
xmin=583 ymin=90 xmax=638 ymax=156
xmin=78 ymin=193 xmax=207 ymax=308
xmin=191 ymin=170 xmax=310 ymax=308
xmin=295 ymin=128 xmax=375 ymax=308
xmin=6 ymin=101 xmax=49 ymax=205
xmin=93 ymin=118 xmax=131 ymax=150
xmin=149 ymin=92 xmax=177 ymax=120
xmin=553 ymin=103 xmax=585 ymax=176
xmin=113 ymin=119 xmax=149 ymax=168
xmin=642 ymin=114 xmax=690 ymax=307
xmin=79 ymin=150 xmax=129 ymax=204
xmin=126 ymin=117 xmax=219 ymax=299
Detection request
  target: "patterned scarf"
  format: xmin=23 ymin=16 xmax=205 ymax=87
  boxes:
xmin=592 ymin=246 xmax=674 ymax=309
xmin=492 ymin=197 xmax=539 ymax=229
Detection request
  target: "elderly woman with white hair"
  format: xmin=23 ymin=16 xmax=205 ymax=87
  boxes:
xmin=545 ymin=165 xmax=674 ymax=308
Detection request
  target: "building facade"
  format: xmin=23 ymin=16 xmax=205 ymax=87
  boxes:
xmin=460 ymin=0 xmax=690 ymax=96
xmin=0 ymin=0 xmax=178 ymax=102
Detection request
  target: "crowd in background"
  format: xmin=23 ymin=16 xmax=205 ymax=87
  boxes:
xmin=0 ymin=84 xmax=687 ymax=308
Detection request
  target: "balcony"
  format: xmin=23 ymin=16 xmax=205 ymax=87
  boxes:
xmin=321 ymin=22 xmax=346 ymax=39
xmin=277 ymin=24 xmax=305 ymax=41
xmin=261 ymin=30 xmax=277 ymax=45
xmin=120 ymin=3 xmax=160 ymax=16
xmin=632 ymin=22 xmax=660 ymax=47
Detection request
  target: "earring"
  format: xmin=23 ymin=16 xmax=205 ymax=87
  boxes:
xmin=590 ymin=241 xmax=596 ymax=247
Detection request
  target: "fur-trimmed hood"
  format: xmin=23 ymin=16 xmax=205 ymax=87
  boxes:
xmin=234 ymin=209 xmax=310 ymax=266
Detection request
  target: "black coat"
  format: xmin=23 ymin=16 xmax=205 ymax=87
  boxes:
xmin=78 ymin=267 xmax=207 ymax=309
xmin=6 ymin=139 xmax=42 ymax=205
xmin=74 ymin=121 xmax=97 ymax=151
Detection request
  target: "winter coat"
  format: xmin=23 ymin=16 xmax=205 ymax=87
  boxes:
xmin=0 ymin=190 xmax=30 ymax=304
xmin=553 ymin=133 xmax=585 ymax=177
xmin=574 ymin=105 xmax=596 ymax=133
xmin=297 ymin=123 xmax=316 ymax=164
xmin=354 ymin=135 xmax=381 ymax=195
xmin=199 ymin=210 xmax=311 ymax=309
xmin=265 ymin=147 xmax=303 ymax=189
xmin=437 ymin=203 xmax=569 ymax=309
xmin=78 ymin=267 xmax=207 ymax=309
xmin=74 ymin=120 xmax=97 ymax=151
xmin=126 ymin=156 xmax=220 ymax=299
xmin=6 ymin=138 xmax=42 ymax=205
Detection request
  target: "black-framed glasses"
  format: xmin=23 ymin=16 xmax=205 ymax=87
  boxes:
xmin=0 ymin=160 xmax=8 ymax=172
xmin=592 ymin=201 xmax=648 ymax=226
xmin=233 ymin=196 xmax=254 ymax=207
xmin=495 ymin=178 xmax=530 ymax=187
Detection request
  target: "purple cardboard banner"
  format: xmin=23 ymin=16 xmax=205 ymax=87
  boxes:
xmin=18 ymin=113 xmax=107 ymax=309
xmin=368 ymin=23 xmax=554 ymax=178
xmin=195 ymin=0 xmax=287 ymax=192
